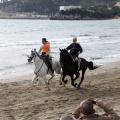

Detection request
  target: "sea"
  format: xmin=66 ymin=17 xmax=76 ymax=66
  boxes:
xmin=0 ymin=19 xmax=120 ymax=80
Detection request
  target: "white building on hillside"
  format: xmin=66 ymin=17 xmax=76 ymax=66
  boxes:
xmin=60 ymin=6 xmax=81 ymax=11
xmin=114 ymin=1 xmax=120 ymax=7
xmin=0 ymin=0 xmax=11 ymax=3
xmin=0 ymin=0 xmax=3 ymax=3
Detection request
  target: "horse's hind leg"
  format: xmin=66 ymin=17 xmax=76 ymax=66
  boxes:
xmin=43 ymin=76 xmax=50 ymax=90
xmin=77 ymin=69 xmax=86 ymax=89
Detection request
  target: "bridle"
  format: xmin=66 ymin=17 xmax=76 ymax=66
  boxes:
xmin=28 ymin=50 xmax=45 ymax=76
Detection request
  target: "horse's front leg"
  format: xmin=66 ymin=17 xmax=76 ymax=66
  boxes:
xmin=43 ymin=76 xmax=50 ymax=90
xmin=32 ymin=74 xmax=38 ymax=83
xmin=71 ymin=75 xmax=77 ymax=88
xmin=47 ymin=73 xmax=55 ymax=85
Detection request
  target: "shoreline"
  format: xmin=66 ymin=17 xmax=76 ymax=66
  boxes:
xmin=1 ymin=60 xmax=120 ymax=83
xmin=0 ymin=17 xmax=120 ymax=20
xmin=0 ymin=17 xmax=50 ymax=20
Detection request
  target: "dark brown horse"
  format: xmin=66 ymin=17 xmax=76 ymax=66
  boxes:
xmin=59 ymin=49 xmax=99 ymax=88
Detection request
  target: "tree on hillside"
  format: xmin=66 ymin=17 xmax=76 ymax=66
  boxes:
xmin=0 ymin=0 xmax=120 ymax=15
xmin=112 ymin=6 xmax=120 ymax=16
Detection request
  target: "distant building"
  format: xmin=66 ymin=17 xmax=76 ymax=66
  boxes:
xmin=60 ymin=6 xmax=81 ymax=11
xmin=0 ymin=0 xmax=3 ymax=3
xmin=0 ymin=0 xmax=11 ymax=3
xmin=114 ymin=1 xmax=120 ymax=7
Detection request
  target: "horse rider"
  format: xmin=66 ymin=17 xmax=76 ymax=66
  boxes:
xmin=66 ymin=37 xmax=83 ymax=75
xmin=38 ymin=38 xmax=54 ymax=73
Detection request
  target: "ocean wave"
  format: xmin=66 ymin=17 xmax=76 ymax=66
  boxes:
xmin=99 ymin=35 xmax=112 ymax=38
xmin=0 ymin=19 xmax=120 ymax=79
xmin=79 ymin=34 xmax=91 ymax=37
xmin=90 ymin=57 xmax=103 ymax=60
xmin=0 ymin=43 xmax=39 ymax=48
xmin=0 ymin=63 xmax=31 ymax=72
xmin=70 ymin=35 xmax=76 ymax=37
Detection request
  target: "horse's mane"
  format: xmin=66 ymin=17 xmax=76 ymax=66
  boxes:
xmin=61 ymin=49 xmax=74 ymax=64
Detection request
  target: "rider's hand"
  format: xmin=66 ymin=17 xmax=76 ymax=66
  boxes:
xmin=64 ymin=48 xmax=67 ymax=50
xmin=44 ymin=54 xmax=47 ymax=56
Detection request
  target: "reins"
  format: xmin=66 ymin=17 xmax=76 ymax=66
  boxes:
xmin=34 ymin=52 xmax=44 ymax=76
xmin=34 ymin=52 xmax=49 ymax=76
xmin=34 ymin=61 xmax=44 ymax=76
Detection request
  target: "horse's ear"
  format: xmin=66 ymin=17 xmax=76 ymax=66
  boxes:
xmin=31 ymin=49 xmax=33 ymax=52
xmin=59 ymin=48 xmax=61 ymax=51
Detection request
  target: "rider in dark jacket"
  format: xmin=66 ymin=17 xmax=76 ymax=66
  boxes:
xmin=66 ymin=37 xmax=83 ymax=74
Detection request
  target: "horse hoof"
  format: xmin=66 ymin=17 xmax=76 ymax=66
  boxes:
xmin=74 ymin=83 xmax=77 ymax=88
xmin=45 ymin=88 xmax=50 ymax=91
xmin=64 ymin=80 xmax=68 ymax=84
xmin=47 ymin=88 xmax=50 ymax=91
xmin=60 ymin=82 xmax=62 ymax=85
xmin=31 ymin=81 xmax=34 ymax=84
xmin=77 ymin=85 xmax=81 ymax=89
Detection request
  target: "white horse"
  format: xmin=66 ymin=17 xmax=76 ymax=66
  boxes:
xmin=28 ymin=49 xmax=62 ymax=90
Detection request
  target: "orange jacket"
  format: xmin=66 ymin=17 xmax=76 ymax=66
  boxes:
xmin=41 ymin=41 xmax=50 ymax=53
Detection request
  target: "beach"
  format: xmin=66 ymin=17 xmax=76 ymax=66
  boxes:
xmin=0 ymin=19 xmax=120 ymax=120
xmin=0 ymin=61 xmax=120 ymax=120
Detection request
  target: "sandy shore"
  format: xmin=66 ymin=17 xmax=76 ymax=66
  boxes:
xmin=0 ymin=61 xmax=120 ymax=120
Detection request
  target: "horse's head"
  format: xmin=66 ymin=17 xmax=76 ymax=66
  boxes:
xmin=59 ymin=49 xmax=70 ymax=66
xmin=28 ymin=49 xmax=37 ymax=63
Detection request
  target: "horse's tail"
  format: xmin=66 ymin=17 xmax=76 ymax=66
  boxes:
xmin=87 ymin=61 xmax=100 ymax=70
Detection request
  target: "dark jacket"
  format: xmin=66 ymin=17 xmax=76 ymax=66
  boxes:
xmin=66 ymin=43 xmax=83 ymax=56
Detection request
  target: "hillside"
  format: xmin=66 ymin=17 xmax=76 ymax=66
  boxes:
xmin=0 ymin=0 xmax=119 ymax=15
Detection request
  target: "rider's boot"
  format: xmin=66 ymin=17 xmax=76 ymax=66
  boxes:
xmin=48 ymin=62 xmax=54 ymax=74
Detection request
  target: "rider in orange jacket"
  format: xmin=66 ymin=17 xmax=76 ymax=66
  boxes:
xmin=38 ymin=38 xmax=54 ymax=73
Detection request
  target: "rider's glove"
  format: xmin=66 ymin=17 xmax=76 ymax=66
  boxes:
xmin=65 ymin=48 xmax=67 ymax=50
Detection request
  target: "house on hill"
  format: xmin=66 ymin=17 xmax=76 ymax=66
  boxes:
xmin=0 ymin=0 xmax=11 ymax=3
xmin=60 ymin=6 xmax=81 ymax=11
xmin=114 ymin=1 xmax=120 ymax=7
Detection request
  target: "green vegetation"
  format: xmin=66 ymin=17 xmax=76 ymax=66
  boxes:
xmin=112 ymin=6 xmax=120 ymax=16
xmin=0 ymin=0 xmax=120 ymax=19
